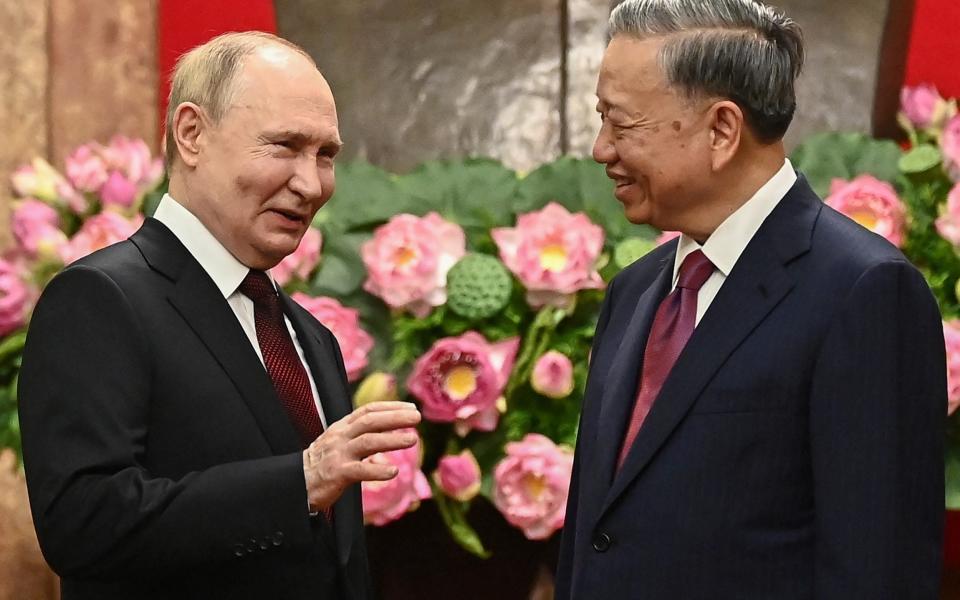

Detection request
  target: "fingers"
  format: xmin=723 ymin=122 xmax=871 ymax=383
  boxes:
xmin=344 ymin=406 xmax=421 ymax=438
xmin=349 ymin=430 xmax=418 ymax=460
xmin=344 ymin=460 xmax=401 ymax=482
xmin=345 ymin=401 xmax=419 ymax=423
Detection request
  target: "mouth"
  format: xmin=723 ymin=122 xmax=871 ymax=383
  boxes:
xmin=606 ymin=171 xmax=635 ymax=191
xmin=267 ymin=208 xmax=308 ymax=226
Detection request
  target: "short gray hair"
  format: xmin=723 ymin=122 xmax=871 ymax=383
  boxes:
xmin=164 ymin=31 xmax=316 ymax=167
xmin=609 ymin=0 xmax=804 ymax=142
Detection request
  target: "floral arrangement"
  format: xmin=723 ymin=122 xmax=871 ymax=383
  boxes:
xmin=286 ymin=158 xmax=655 ymax=554
xmin=1 ymin=148 xmax=655 ymax=554
xmin=790 ymin=84 xmax=960 ymax=507
xmin=0 ymin=136 xmax=164 ymax=452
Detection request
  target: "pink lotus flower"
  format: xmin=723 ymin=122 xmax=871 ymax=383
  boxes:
xmin=943 ymin=114 xmax=960 ymax=182
xmin=11 ymin=199 xmax=68 ymax=260
xmin=492 ymin=202 xmax=605 ymax=308
xmin=407 ymin=332 xmax=520 ymax=436
xmin=273 ymin=227 xmax=323 ymax=286
xmin=65 ymin=137 xmax=164 ymax=209
xmin=900 ymin=84 xmax=945 ymax=129
xmin=60 ymin=211 xmax=144 ymax=265
xmin=0 ymin=260 xmax=31 ymax=336
xmin=361 ymin=213 xmax=465 ymax=317
xmin=656 ymin=230 xmax=681 ymax=246
xmin=825 ymin=175 xmax=906 ymax=247
xmin=361 ymin=428 xmax=432 ymax=526
xmin=65 ymin=144 xmax=109 ymax=193
xmin=433 ymin=449 xmax=482 ymax=502
xmin=290 ymin=293 xmax=374 ymax=382
xmin=531 ymin=350 xmax=575 ymax=399
xmin=492 ymin=433 xmax=573 ymax=540
xmin=99 ymin=171 xmax=139 ymax=208
xmin=944 ymin=320 xmax=960 ymax=416
xmin=103 ymin=135 xmax=164 ymax=188
xmin=936 ymin=184 xmax=960 ymax=247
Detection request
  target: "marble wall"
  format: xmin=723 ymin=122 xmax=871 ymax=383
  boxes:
xmin=278 ymin=0 xmax=889 ymax=171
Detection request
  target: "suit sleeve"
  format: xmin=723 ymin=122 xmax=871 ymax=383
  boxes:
xmin=18 ymin=265 xmax=316 ymax=579
xmin=555 ymin=275 xmax=618 ymax=599
xmin=810 ymin=259 xmax=945 ymax=598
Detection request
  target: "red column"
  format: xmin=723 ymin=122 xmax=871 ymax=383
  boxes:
xmin=157 ymin=0 xmax=277 ymax=135
xmin=904 ymin=0 xmax=960 ymax=97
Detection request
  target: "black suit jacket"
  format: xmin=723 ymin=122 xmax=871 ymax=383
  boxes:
xmin=19 ymin=218 xmax=372 ymax=600
xmin=556 ymin=176 xmax=946 ymax=599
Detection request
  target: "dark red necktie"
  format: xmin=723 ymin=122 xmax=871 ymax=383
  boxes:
xmin=239 ymin=270 xmax=324 ymax=448
xmin=617 ymin=250 xmax=715 ymax=470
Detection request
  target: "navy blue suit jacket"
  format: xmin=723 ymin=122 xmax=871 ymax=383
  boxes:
xmin=556 ymin=176 xmax=946 ymax=599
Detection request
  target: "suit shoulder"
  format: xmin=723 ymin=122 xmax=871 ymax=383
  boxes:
xmin=811 ymin=204 xmax=912 ymax=278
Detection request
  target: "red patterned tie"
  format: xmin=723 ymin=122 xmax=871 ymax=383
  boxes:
xmin=239 ymin=270 xmax=324 ymax=448
xmin=616 ymin=250 xmax=715 ymax=470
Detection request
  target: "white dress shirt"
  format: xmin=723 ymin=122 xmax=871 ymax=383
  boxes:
xmin=672 ymin=159 xmax=798 ymax=326
xmin=153 ymin=194 xmax=327 ymax=428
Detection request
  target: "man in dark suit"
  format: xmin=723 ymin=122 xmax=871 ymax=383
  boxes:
xmin=557 ymin=1 xmax=946 ymax=598
xmin=18 ymin=32 xmax=421 ymax=599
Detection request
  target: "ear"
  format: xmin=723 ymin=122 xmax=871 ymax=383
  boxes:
xmin=172 ymin=102 xmax=206 ymax=168
xmin=708 ymin=100 xmax=743 ymax=171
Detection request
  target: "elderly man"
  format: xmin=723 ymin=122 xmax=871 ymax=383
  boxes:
xmin=557 ymin=1 xmax=946 ymax=598
xmin=18 ymin=32 xmax=420 ymax=600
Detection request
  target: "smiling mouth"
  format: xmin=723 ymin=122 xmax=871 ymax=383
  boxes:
xmin=269 ymin=209 xmax=307 ymax=224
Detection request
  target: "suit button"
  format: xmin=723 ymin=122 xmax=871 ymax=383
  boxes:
xmin=592 ymin=532 xmax=612 ymax=552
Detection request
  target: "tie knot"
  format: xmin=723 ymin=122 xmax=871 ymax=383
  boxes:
xmin=676 ymin=250 xmax=714 ymax=291
xmin=239 ymin=270 xmax=277 ymax=305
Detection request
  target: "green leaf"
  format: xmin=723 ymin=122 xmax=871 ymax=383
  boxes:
xmin=315 ymin=161 xmax=406 ymax=233
xmin=790 ymin=132 xmax=903 ymax=196
xmin=898 ymin=144 xmax=942 ymax=174
xmin=309 ymin=232 xmax=370 ymax=297
xmin=947 ymin=445 xmax=960 ymax=510
xmin=393 ymin=159 xmax=519 ymax=235
xmin=432 ymin=487 xmax=492 ymax=558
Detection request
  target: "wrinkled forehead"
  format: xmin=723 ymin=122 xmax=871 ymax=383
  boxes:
xmin=596 ymin=36 xmax=673 ymax=111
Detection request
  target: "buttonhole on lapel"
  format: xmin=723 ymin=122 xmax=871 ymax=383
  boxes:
xmin=757 ymin=283 xmax=768 ymax=298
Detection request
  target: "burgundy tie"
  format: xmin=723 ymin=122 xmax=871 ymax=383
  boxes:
xmin=239 ymin=270 xmax=324 ymax=448
xmin=616 ymin=250 xmax=715 ymax=470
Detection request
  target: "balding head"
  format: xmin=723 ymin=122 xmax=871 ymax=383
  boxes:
xmin=163 ymin=31 xmax=318 ymax=168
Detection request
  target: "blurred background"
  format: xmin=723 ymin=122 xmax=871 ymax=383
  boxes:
xmin=1 ymin=0 xmax=957 ymax=598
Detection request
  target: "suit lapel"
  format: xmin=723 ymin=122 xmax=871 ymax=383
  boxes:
xmin=131 ymin=219 xmax=302 ymax=456
xmin=600 ymin=176 xmax=823 ymax=516
xmin=281 ymin=292 xmax=357 ymax=564
xmin=589 ymin=255 xmax=673 ymax=498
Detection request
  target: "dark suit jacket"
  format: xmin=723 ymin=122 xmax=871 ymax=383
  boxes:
xmin=556 ymin=176 xmax=946 ymax=599
xmin=19 ymin=218 xmax=372 ymax=600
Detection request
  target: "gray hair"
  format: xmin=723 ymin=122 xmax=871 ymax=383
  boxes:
xmin=609 ymin=0 xmax=804 ymax=142
xmin=164 ymin=31 xmax=316 ymax=167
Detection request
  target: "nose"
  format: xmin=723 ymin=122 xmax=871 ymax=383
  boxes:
xmin=592 ymin=122 xmax=616 ymax=165
xmin=288 ymin=155 xmax=327 ymax=204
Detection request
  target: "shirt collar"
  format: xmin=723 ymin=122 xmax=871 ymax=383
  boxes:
xmin=673 ymin=158 xmax=797 ymax=283
xmin=153 ymin=193 xmax=275 ymax=298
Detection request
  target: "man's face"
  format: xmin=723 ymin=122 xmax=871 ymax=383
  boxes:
xmin=191 ymin=46 xmax=341 ymax=269
xmin=594 ymin=35 xmax=713 ymax=231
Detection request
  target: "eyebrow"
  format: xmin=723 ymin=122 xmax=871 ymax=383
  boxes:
xmin=261 ymin=130 xmax=343 ymax=151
